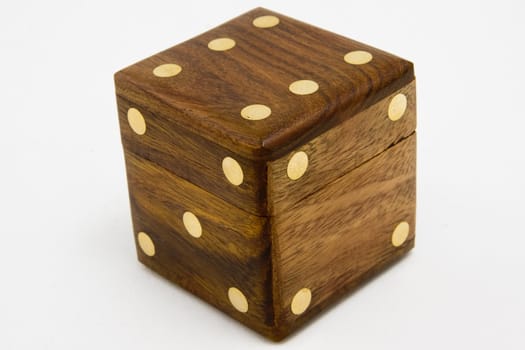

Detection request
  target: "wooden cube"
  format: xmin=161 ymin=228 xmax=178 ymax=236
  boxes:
xmin=114 ymin=7 xmax=416 ymax=340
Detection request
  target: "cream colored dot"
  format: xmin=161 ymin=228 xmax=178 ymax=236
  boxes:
xmin=253 ymin=15 xmax=280 ymax=28
xmin=388 ymin=93 xmax=408 ymax=121
xmin=291 ymin=288 xmax=312 ymax=315
xmin=240 ymin=104 xmax=271 ymax=121
xmin=137 ymin=232 xmax=155 ymax=257
xmin=344 ymin=50 xmax=373 ymax=65
xmin=152 ymin=63 xmax=182 ymax=78
xmin=208 ymin=38 xmax=236 ymax=51
xmin=228 ymin=287 xmax=248 ymax=313
xmin=222 ymin=157 xmax=244 ymax=186
xmin=289 ymin=80 xmax=319 ymax=95
xmin=392 ymin=221 xmax=410 ymax=247
xmin=183 ymin=211 xmax=202 ymax=238
xmin=287 ymin=151 xmax=309 ymax=180
xmin=127 ymin=108 xmax=146 ymax=135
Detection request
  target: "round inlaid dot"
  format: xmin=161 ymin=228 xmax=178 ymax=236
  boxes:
xmin=344 ymin=50 xmax=373 ymax=65
xmin=222 ymin=157 xmax=244 ymax=186
xmin=287 ymin=151 xmax=309 ymax=180
xmin=137 ymin=232 xmax=155 ymax=257
xmin=228 ymin=287 xmax=248 ymax=313
xmin=253 ymin=15 xmax=280 ymax=28
xmin=208 ymin=38 xmax=236 ymax=51
xmin=127 ymin=108 xmax=146 ymax=135
xmin=240 ymin=104 xmax=271 ymax=121
xmin=388 ymin=93 xmax=408 ymax=121
xmin=152 ymin=63 xmax=182 ymax=78
xmin=183 ymin=211 xmax=202 ymax=238
xmin=391 ymin=221 xmax=410 ymax=247
xmin=289 ymin=80 xmax=319 ymax=95
xmin=291 ymin=288 xmax=312 ymax=315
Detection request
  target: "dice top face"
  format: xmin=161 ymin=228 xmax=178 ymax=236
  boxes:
xmin=114 ymin=7 xmax=414 ymax=159
xmin=115 ymin=7 xmax=416 ymax=341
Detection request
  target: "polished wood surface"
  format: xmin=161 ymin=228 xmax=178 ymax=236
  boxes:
xmin=115 ymin=7 xmax=414 ymax=160
xmin=115 ymin=7 xmax=417 ymax=341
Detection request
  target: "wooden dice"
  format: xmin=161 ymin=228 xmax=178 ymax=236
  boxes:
xmin=114 ymin=7 xmax=416 ymax=340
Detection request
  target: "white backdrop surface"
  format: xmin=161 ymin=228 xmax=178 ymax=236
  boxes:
xmin=1 ymin=1 xmax=524 ymax=349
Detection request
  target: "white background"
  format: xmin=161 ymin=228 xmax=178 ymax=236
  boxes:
xmin=1 ymin=0 xmax=524 ymax=349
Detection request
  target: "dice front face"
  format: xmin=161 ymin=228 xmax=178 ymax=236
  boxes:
xmin=115 ymin=7 xmax=416 ymax=341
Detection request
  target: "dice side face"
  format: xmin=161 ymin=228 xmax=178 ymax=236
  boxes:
xmin=268 ymin=83 xmax=417 ymax=337
xmin=123 ymin=150 xmax=275 ymax=336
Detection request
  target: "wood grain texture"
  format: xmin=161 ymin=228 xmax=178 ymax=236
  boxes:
xmin=117 ymin=96 xmax=267 ymax=216
xmin=124 ymin=150 xmax=278 ymax=337
xmin=115 ymin=7 xmax=418 ymax=341
xmin=271 ymin=134 xmax=416 ymax=337
xmin=268 ymin=80 xmax=416 ymax=215
xmin=115 ymin=7 xmax=414 ymax=160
